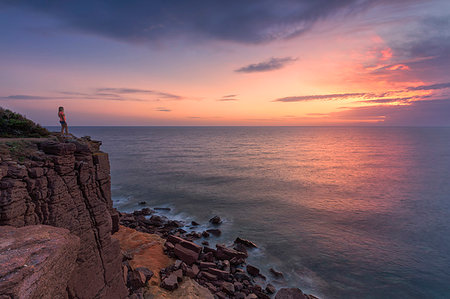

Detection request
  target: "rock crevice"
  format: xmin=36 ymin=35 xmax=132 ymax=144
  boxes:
xmin=0 ymin=137 xmax=127 ymax=299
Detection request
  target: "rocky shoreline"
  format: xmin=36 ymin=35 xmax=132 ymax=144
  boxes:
xmin=0 ymin=129 xmax=319 ymax=299
xmin=118 ymin=208 xmax=319 ymax=299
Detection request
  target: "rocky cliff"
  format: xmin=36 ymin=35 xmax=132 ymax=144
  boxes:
xmin=0 ymin=137 xmax=128 ymax=298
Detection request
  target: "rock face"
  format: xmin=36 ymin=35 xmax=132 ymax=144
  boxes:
xmin=0 ymin=138 xmax=127 ymax=298
xmin=0 ymin=225 xmax=80 ymax=299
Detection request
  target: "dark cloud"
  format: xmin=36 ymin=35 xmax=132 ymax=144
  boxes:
xmin=0 ymin=95 xmax=51 ymax=100
xmin=217 ymin=98 xmax=239 ymax=101
xmin=1 ymin=87 xmax=184 ymax=102
xmin=155 ymin=107 xmax=171 ymax=112
xmin=356 ymin=97 xmax=413 ymax=104
xmin=0 ymin=1 xmax=401 ymax=44
xmin=223 ymin=94 xmax=237 ymax=98
xmin=274 ymin=92 xmax=367 ymax=102
xmin=97 ymin=88 xmax=182 ymax=99
xmin=407 ymin=82 xmax=450 ymax=91
xmin=235 ymin=57 xmax=297 ymax=73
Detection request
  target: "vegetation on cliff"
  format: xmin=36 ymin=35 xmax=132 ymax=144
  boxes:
xmin=0 ymin=107 xmax=49 ymax=138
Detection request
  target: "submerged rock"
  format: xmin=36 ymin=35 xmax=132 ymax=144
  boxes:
xmin=209 ymin=215 xmax=222 ymax=225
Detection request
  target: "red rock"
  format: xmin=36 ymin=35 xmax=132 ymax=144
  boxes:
xmin=174 ymin=243 xmax=199 ymax=265
xmin=0 ymin=225 xmax=80 ymax=299
xmin=0 ymin=138 xmax=128 ymax=299
xmin=161 ymin=273 xmax=179 ymax=291
xmin=129 ymin=269 xmax=147 ymax=289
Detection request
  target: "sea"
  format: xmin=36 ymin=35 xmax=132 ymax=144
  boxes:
xmin=60 ymin=126 xmax=450 ymax=298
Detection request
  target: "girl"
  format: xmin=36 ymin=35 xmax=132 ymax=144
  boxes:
xmin=58 ymin=106 xmax=69 ymax=135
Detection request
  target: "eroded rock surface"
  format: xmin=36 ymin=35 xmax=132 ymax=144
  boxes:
xmin=0 ymin=225 xmax=80 ymax=299
xmin=0 ymin=138 xmax=127 ymax=298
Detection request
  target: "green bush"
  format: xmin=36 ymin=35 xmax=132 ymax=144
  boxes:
xmin=0 ymin=107 xmax=50 ymax=138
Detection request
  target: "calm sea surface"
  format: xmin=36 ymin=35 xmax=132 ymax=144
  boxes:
xmin=64 ymin=126 xmax=450 ymax=298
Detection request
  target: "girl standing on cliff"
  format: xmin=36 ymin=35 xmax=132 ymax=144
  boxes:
xmin=58 ymin=106 xmax=69 ymax=136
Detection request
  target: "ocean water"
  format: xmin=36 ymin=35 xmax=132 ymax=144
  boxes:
xmin=64 ymin=126 xmax=450 ymax=298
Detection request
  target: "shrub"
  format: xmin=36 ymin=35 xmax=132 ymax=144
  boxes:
xmin=0 ymin=107 xmax=50 ymax=138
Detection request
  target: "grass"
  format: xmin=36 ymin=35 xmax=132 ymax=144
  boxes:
xmin=0 ymin=107 xmax=50 ymax=138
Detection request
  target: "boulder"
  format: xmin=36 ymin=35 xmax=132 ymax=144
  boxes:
xmin=221 ymin=281 xmax=236 ymax=295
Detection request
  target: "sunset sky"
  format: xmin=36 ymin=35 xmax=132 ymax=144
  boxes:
xmin=0 ymin=0 xmax=449 ymax=126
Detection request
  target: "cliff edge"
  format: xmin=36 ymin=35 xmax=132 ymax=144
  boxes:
xmin=0 ymin=136 xmax=127 ymax=298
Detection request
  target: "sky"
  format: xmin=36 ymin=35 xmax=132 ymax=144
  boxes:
xmin=0 ymin=0 xmax=449 ymax=126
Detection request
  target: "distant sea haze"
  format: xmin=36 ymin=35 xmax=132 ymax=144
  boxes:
xmin=64 ymin=126 xmax=450 ymax=298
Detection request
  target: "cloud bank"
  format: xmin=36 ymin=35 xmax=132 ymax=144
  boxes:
xmin=0 ymin=0 xmax=410 ymax=44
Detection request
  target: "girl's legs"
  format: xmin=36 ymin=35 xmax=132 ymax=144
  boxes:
xmin=60 ymin=124 xmax=64 ymax=135
xmin=64 ymin=124 xmax=69 ymax=135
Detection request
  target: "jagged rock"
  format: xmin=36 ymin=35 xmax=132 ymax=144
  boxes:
xmin=0 ymin=225 xmax=80 ymax=299
xmin=135 ymin=267 xmax=154 ymax=282
xmin=161 ymin=273 xmax=179 ymax=291
xmin=138 ymin=201 xmax=146 ymax=205
xmin=129 ymin=269 xmax=147 ymax=289
xmin=191 ymin=221 xmax=199 ymax=226
xmin=234 ymin=237 xmax=257 ymax=248
xmin=275 ymin=288 xmax=308 ymax=299
xmin=209 ymin=215 xmax=222 ymax=225
xmin=0 ymin=138 xmax=127 ymax=299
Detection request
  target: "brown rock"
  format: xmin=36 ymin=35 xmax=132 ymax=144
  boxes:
xmin=174 ymin=243 xmax=200 ymax=265
xmin=234 ymin=237 xmax=258 ymax=248
xmin=161 ymin=273 xmax=179 ymax=291
xmin=246 ymin=265 xmax=260 ymax=276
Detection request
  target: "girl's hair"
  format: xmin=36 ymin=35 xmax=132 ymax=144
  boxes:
xmin=58 ymin=106 xmax=64 ymax=111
